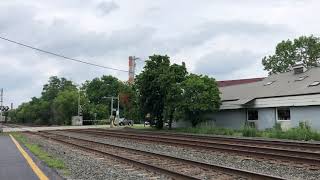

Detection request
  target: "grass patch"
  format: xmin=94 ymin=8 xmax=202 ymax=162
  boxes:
xmin=11 ymin=133 xmax=66 ymax=170
xmin=265 ymin=122 xmax=320 ymax=141
xmin=128 ymin=121 xmax=320 ymax=141
xmin=168 ymin=126 xmax=239 ymax=136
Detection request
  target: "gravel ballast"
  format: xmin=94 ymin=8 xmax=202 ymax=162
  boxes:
xmin=23 ymin=133 xmax=165 ymax=180
xmin=54 ymin=130 xmax=320 ymax=180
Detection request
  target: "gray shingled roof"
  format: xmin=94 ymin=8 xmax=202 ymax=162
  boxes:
xmin=220 ymin=67 xmax=320 ymax=103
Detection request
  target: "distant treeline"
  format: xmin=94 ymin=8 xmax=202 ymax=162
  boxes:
xmin=8 ymin=75 xmax=138 ymax=125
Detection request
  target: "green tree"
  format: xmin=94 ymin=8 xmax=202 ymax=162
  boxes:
xmin=42 ymin=76 xmax=76 ymax=101
xmin=136 ymin=55 xmax=188 ymax=129
xmin=83 ymin=76 xmax=135 ymax=119
xmin=13 ymin=76 xmax=78 ymax=125
xmin=179 ymin=74 xmax=221 ymax=127
xmin=119 ymin=83 xmax=142 ymax=123
xmin=85 ymin=75 xmax=122 ymax=105
xmin=52 ymin=90 xmax=78 ymax=125
xmin=262 ymin=35 xmax=320 ymax=74
xmin=163 ymin=63 xmax=188 ymax=129
xmin=135 ymin=55 xmax=172 ymax=129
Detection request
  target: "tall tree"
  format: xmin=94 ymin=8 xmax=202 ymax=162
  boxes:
xmin=262 ymin=35 xmax=320 ymax=74
xmin=42 ymin=76 xmax=76 ymax=101
xmin=85 ymin=75 xmax=122 ymax=105
xmin=179 ymin=74 xmax=221 ymax=127
xmin=135 ymin=55 xmax=171 ymax=128
xmin=163 ymin=63 xmax=188 ymax=129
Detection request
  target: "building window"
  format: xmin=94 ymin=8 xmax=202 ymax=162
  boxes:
xmin=247 ymin=109 xmax=258 ymax=120
xmin=277 ymin=108 xmax=291 ymax=120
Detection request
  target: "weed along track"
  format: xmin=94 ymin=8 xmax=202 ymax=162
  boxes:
xmin=28 ymin=131 xmax=283 ymax=180
xmin=64 ymin=129 xmax=320 ymax=170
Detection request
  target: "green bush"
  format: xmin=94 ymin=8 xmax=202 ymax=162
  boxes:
xmin=266 ymin=123 xmax=283 ymax=139
xmin=241 ymin=122 xmax=260 ymax=137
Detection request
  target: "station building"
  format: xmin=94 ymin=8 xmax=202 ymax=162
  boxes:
xmin=209 ymin=64 xmax=320 ymax=130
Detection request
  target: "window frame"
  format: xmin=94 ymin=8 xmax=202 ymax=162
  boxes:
xmin=247 ymin=109 xmax=259 ymax=121
xmin=276 ymin=107 xmax=291 ymax=121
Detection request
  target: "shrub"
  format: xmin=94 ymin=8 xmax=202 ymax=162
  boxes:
xmin=242 ymin=126 xmax=258 ymax=137
xmin=266 ymin=123 xmax=283 ymax=139
xmin=267 ymin=121 xmax=320 ymax=141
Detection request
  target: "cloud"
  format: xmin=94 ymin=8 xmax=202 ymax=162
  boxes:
xmin=194 ymin=51 xmax=262 ymax=80
xmin=96 ymin=1 xmax=119 ymax=16
xmin=1 ymin=0 xmax=320 ymax=107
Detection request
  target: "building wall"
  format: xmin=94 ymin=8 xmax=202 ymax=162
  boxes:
xmin=172 ymin=120 xmax=192 ymax=128
xmin=207 ymin=106 xmax=320 ymax=130
xmin=209 ymin=108 xmax=275 ymax=130
xmin=173 ymin=106 xmax=320 ymax=130
xmin=208 ymin=109 xmax=247 ymax=129
xmin=290 ymin=106 xmax=320 ymax=130
xmin=255 ymin=108 xmax=275 ymax=130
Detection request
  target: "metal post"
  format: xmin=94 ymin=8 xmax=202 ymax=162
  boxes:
xmin=0 ymin=88 xmax=3 ymax=107
xmin=78 ymin=88 xmax=81 ymax=117
xmin=117 ymin=94 xmax=120 ymax=117
xmin=111 ymin=97 xmax=114 ymax=117
xmin=0 ymin=88 xmax=3 ymax=122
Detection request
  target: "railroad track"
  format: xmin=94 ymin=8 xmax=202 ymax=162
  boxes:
xmin=98 ymin=128 xmax=320 ymax=151
xmin=28 ymin=131 xmax=284 ymax=180
xmin=64 ymin=129 xmax=320 ymax=169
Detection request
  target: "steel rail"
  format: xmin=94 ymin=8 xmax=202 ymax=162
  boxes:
xmin=65 ymin=129 xmax=320 ymax=166
xmin=120 ymin=128 xmax=320 ymax=150
xmin=27 ymin=131 xmax=198 ymax=180
xmin=81 ymin=128 xmax=320 ymax=151
xmin=29 ymin=131 xmax=284 ymax=180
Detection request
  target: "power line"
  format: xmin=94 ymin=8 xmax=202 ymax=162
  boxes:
xmin=0 ymin=36 xmax=129 ymax=72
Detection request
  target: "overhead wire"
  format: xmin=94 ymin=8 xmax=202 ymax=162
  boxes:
xmin=0 ymin=36 xmax=129 ymax=72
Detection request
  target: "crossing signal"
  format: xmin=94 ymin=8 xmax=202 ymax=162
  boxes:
xmin=0 ymin=106 xmax=9 ymax=112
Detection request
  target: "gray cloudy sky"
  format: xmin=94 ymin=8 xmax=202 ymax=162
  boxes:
xmin=0 ymin=0 xmax=319 ymax=107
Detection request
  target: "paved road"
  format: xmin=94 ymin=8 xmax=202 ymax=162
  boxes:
xmin=0 ymin=136 xmax=38 ymax=180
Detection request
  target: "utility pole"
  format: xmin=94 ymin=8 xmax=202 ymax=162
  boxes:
xmin=117 ymin=94 xmax=120 ymax=117
xmin=0 ymin=88 xmax=3 ymax=121
xmin=0 ymin=88 xmax=3 ymax=107
xmin=111 ymin=97 xmax=114 ymax=117
xmin=78 ymin=88 xmax=81 ymax=117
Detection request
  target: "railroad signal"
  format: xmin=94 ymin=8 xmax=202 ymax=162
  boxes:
xmin=0 ymin=106 xmax=9 ymax=112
